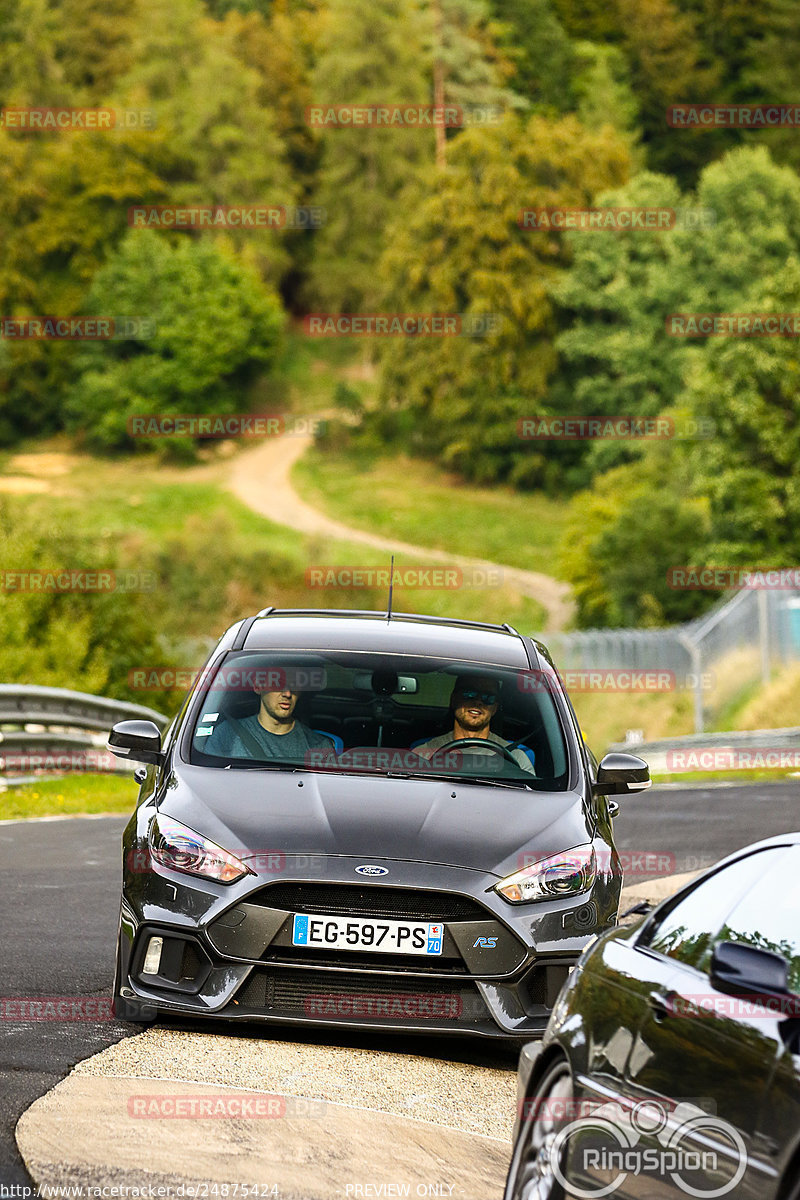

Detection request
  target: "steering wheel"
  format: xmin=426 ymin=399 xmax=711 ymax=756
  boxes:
xmin=427 ymin=737 xmax=522 ymax=768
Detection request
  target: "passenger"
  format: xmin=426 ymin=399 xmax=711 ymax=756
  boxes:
xmin=415 ymin=675 xmax=535 ymax=773
xmin=208 ymin=675 xmax=335 ymax=760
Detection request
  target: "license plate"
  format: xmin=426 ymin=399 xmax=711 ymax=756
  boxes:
xmin=292 ymin=913 xmax=444 ymax=956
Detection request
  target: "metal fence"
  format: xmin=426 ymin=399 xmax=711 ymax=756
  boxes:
xmin=545 ymin=587 xmax=800 ymax=733
xmin=0 ymin=685 xmax=169 ymax=781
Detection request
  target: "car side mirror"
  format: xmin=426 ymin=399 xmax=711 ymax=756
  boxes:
xmin=108 ymin=719 xmax=164 ymax=766
xmin=593 ymin=752 xmax=650 ymax=796
xmin=710 ymin=940 xmax=791 ymax=998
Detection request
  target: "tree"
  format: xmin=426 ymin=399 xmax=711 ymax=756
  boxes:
xmin=489 ymin=0 xmax=576 ymax=112
xmin=560 ymin=453 xmax=712 ymax=628
xmin=65 ymin=230 xmax=285 ymax=453
xmin=552 ymin=170 xmax=689 ymax=484
xmin=570 ymin=41 xmax=640 ymax=149
xmin=374 ymin=113 xmax=630 ymax=487
xmin=681 ymin=259 xmax=800 ymax=566
xmin=552 ymin=147 xmax=800 ymax=485
xmin=0 ymin=125 xmax=164 ymax=443
xmin=305 ymin=0 xmax=432 ymax=311
xmin=0 ymin=499 xmax=179 ymax=710
xmin=427 ymin=0 xmax=524 ymax=167
xmin=113 ymin=0 xmax=298 ymax=285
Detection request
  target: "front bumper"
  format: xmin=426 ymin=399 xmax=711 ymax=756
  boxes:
xmin=117 ymin=848 xmax=617 ymax=1040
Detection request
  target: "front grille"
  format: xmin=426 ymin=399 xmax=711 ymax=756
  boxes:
xmin=251 ymin=882 xmax=490 ymax=922
xmin=261 ymin=946 xmax=467 ymax=974
xmin=232 ymin=967 xmax=491 ymax=1025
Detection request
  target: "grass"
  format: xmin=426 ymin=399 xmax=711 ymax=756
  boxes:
xmin=572 ymin=688 xmax=698 ymax=757
xmin=264 ymin=327 xmax=380 ymax=414
xmin=0 ymin=773 xmax=138 ymax=820
xmin=732 ymin=663 xmax=800 ymax=731
xmin=293 ymin=444 xmax=571 ymax=580
xmin=6 ymin=438 xmax=547 ymax=641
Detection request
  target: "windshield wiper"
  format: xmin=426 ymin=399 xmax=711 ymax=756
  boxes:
xmin=399 ymin=770 xmax=535 ymax=790
xmin=213 ymin=759 xmax=303 ymax=771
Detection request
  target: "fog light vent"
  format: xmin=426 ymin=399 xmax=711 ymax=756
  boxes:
xmin=142 ymin=936 xmax=164 ymax=976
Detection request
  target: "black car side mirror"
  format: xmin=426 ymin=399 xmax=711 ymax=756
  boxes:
xmin=710 ymin=940 xmax=791 ymax=998
xmin=593 ymin=752 xmax=650 ymax=797
xmin=108 ymin=719 xmax=164 ymax=766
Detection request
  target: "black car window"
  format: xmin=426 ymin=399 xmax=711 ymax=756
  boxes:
xmin=716 ymin=845 xmax=800 ymax=993
xmin=641 ymin=849 xmax=787 ymax=969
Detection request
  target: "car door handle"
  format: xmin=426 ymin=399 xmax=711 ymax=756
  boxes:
xmin=647 ymin=991 xmax=673 ymax=1021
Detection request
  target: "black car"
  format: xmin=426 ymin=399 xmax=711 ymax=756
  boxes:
xmin=505 ymin=831 xmax=800 ymax=1198
xmin=109 ymin=608 xmax=648 ymax=1040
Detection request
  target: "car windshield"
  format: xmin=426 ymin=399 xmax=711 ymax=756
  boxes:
xmin=187 ymin=650 xmax=570 ymax=789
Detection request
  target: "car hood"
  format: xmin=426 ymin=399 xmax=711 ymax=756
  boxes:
xmin=160 ymin=763 xmax=590 ymax=877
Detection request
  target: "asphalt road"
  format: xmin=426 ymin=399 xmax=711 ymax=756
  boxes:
xmin=613 ymin=779 xmax=800 ymax=876
xmin=1 ymin=779 xmax=798 ymax=1186
xmin=0 ymin=815 xmax=133 ymax=1186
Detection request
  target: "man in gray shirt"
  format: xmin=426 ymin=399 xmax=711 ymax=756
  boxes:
xmin=415 ymin=674 xmax=535 ymax=773
xmin=206 ymin=678 xmax=335 ymax=761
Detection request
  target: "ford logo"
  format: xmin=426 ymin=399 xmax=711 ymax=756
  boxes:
xmin=355 ymin=864 xmax=389 ymax=877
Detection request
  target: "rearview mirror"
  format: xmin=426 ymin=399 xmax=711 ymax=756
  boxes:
xmin=107 ymin=719 xmax=164 ymax=766
xmin=593 ymin=752 xmax=650 ymax=796
xmin=710 ymin=940 xmax=791 ymax=999
xmin=352 ymin=672 xmax=418 ymax=694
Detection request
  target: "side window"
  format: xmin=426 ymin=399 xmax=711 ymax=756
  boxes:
xmin=641 ymin=849 xmax=788 ymax=970
xmin=716 ymin=845 xmax=800 ymax=993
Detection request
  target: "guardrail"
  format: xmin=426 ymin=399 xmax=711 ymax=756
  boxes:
xmin=608 ymin=726 xmax=800 ymax=774
xmin=0 ymin=685 xmax=169 ymax=779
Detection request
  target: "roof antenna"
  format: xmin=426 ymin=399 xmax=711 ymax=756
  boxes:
xmin=387 ymin=555 xmax=395 ymax=622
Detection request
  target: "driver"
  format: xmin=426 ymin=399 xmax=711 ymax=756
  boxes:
xmin=414 ymin=674 xmax=535 ymax=773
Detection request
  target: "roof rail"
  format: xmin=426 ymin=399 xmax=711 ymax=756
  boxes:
xmin=250 ymin=608 xmax=520 ymax=636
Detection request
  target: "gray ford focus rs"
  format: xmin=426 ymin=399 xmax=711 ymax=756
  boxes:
xmin=109 ymin=608 xmax=649 ymax=1040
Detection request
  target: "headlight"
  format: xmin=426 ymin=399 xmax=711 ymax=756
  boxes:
xmin=494 ymin=844 xmax=596 ymax=904
xmin=148 ymin=814 xmax=253 ymax=884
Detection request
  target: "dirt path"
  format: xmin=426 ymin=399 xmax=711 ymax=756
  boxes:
xmin=227 ymin=435 xmax=574 ymax=632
